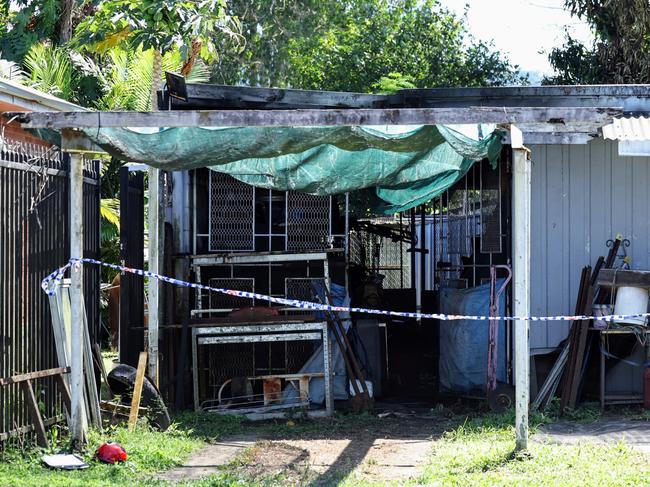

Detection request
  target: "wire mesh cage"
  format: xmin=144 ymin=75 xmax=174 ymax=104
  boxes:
xmin=348 ymin=227 xmax=411 ymax=289
xmin=285 ymin=277 xmax=328 ymax=303
xmin=207 ymin=278 xmax=255 ymax=312
xmin=287 ymin=193 xmax=332 ymax=250
xmin=198 ymin=341 xmax=316 ymax=408
xmin=209 ymin=171 xmax=255 ymax=251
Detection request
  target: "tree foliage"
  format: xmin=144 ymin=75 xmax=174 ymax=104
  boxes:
xmin=74 ymin=0 xmax=240 ymax=62
xmin=75 ymin=46 xmax=210 ymax=111
xmin=23 ymin=42 xmax=76 ymax=99
xmin=0 ymin=0 xmax=82 ymax=62
xmin=212 ymin=0 xmax=524 ymax=91
xmin=209 ymin=0 xmax=336 ymax=86
xmin=285 ymin=0 xmax=525 ymax=92
xmin=546 ymin=0 xmax=650 ymax=84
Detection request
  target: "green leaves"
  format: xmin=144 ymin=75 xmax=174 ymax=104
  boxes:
xmin=23 ymin=42 xmax=76 ymax=99
xmin=74 ymin=0 xmax=240 ymax=63
xmin=546 ymin=0 xmax=650 ymax=84
xmin=93 ymin=45 xmax=210 ymax=111
xmin=284 ymin=0 xmax=525 ymax=92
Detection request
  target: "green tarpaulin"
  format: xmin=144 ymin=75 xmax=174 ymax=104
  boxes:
xmin=83 ymin=124 xmax=501 ymax=213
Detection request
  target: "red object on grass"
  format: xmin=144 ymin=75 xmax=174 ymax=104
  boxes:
xmin=95 ymin=442 xmax=128 ymax=464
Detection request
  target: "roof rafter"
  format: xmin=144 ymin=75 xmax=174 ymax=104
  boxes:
xmin=9 ymin=106 xmax=622 ymax=130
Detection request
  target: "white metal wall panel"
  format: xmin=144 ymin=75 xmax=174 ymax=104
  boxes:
xmin=530 ymin=139 xmax=650 ymax=351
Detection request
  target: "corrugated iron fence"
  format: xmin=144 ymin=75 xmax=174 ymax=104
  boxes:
xmin=0 ymin=137 xmax=100 ymax=444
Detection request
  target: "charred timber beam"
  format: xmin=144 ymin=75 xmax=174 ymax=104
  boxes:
xmin=9 ymin=107 xmax=623 ymax=129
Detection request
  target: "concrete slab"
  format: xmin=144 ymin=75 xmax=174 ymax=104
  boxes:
xmin=535 ymin=418 xmax=650 ymax=452
xmin=156 ymin=434 xmax=258 ymax=482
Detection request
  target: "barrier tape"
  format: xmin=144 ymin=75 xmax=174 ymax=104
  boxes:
xmin=41 ymin=258 xmax=650 ymax=323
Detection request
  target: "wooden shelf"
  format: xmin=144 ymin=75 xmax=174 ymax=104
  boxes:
xmin=596 ymin=269 xmax=650 ymax=289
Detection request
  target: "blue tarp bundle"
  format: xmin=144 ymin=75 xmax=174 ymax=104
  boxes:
xmin=439 ymin=281 xmax=507 ymax=395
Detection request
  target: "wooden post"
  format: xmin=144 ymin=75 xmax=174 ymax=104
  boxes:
xmin=128 ymin=352 xmax=148 ymax=431
xmin=511 ymin=126 xmax=531 ymax=450
xmin=68 ymin=147 xmax=88 ymax=448
xmin=21 ymin=380 xmax=49 ymax=448
xmin=148 ymin=167 xmax=162 ymax=384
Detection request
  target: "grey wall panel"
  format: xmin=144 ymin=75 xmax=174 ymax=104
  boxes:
xmin=530 ymin=139 xmax=650 ymax=351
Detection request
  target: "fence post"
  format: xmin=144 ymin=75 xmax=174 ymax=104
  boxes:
xmin=511 ymin=126 xmax=531 ymax=451
xmin=65 ymin=133 xmax=88 ymax=448
xmin=148 ymin=167 xmax=163 ymax=384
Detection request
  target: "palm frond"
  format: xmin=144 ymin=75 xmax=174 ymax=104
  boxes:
xmin=186 ymin=60 xmax=210 ymax=84
xmin=0 ymin=57 xmax=27 ymax=82
xmin=23 ymin=43 xmax=75 ymax=100
xmin=100 ymin=198 xmax=120 ymax=246
xmin=100 ymin=198 xmax=120 ymax=227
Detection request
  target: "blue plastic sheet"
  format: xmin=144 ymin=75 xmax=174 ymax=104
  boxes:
xmin=439 ymin=281 xmax=507 ymax=395
xmin=283 ymin=282 xmax=350 ymax=405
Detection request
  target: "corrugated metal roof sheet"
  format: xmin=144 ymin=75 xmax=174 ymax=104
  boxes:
xmin=602 ymin=116 xmax=650 ymax=140
xmin=0 ymin=78 xmax=86 ymax=112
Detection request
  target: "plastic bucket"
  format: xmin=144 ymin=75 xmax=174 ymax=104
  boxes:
xmin=592 ymin=304 xmax=613 ymax=329
xmin=614 ymin=286 xmax=649 ymax=326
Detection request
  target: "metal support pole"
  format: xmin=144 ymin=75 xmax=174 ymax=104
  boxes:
xmin=511 ymin=126 xmax=531 ymax=450
xmin=68 ymin=148 xmax=87 ymax=447
xmin=148 ymin=167 xmax=163 ymax=384
xmin=410 ymin=208 xmax=416 ymax=289
xmin=419 ymin=204 xmax=426 ymax=321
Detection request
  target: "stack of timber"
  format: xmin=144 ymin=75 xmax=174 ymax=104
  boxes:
xmin=533 ymin=237 xmax=622 ymax=412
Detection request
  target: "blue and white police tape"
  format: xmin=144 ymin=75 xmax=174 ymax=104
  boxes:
xmin=41 ymin=258 xmax=650 ymax=323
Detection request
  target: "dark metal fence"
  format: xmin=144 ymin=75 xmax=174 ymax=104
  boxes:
xmin=0 ymin=137 xmax=100 ymax=444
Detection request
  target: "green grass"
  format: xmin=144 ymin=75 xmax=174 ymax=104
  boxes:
xmin=410 ymin=410 xmax=650 ymax=487
xmin=0 ymin=424 xmax=201 ymax=487
xmin=3 ymin=408 xmax=650 ymax=486
xmin=0 ymin=413 xmax=254 ymax=487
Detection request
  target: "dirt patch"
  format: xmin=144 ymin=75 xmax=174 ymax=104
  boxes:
xmin=234 ymin=441 xmax=313 ymax=485
xmin=253 ymin=415 xmax=449 ymax=485
xmin=158 ymin=414 xmax=451 ymax=484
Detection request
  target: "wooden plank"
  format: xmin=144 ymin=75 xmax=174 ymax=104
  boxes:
xmin=597 ymin=269 xmax=650 ymax=289
xmin=55 ymin=373 xmax=72 ymax=414
xmin=82 ymin=294 xmax=102 ymax=430
xmin=0 ymin=367 xmax=70 ymax=386
xmin=512 ymin=143 xmax=531 ymax=450
xmin=128 ymin=352 xmax=148 ymax=431
xmin=9 ymin=107 xmax=622 ymax=129
xmin=509 ymin=132 xmax=596 ymax=145
xmin=92 ymin=343 xmax=113 ymax=400
xmin=68 ymin=149 xmax=87 ymax=447
xmin=0 ymin=415 xmax=65 ymax=442
xmin=148 ymin=167 xmax=162 ymax=384
xmin=101 ymin=400 xmax=146 ymax=415
xmin=559 ymin=267 xmax=592 ymax=414
xmin=21 ymin=381 xmax=48 ymax=448
xmin=566 ymin=284 xmax=594 ymax=409
xmin=262 ymin=378 xmax=282 ymax=405
xmin=184 ymin=84 xmax=385 ymax=109
xmin=299 ymin=377 xmax=310 ymax=403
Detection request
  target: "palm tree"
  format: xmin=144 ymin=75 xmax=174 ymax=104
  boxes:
xmin=23 ymin=42 xmax=76 ymax=99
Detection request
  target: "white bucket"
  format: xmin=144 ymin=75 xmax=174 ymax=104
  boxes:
xmin=614 ymin=286 xmax=649 ymax=326
xmin=592 ymin=304 xmax=613 ymax=329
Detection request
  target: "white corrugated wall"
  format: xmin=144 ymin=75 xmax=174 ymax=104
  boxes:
xmin=530 ymin=139 xmax=650 ymax=352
